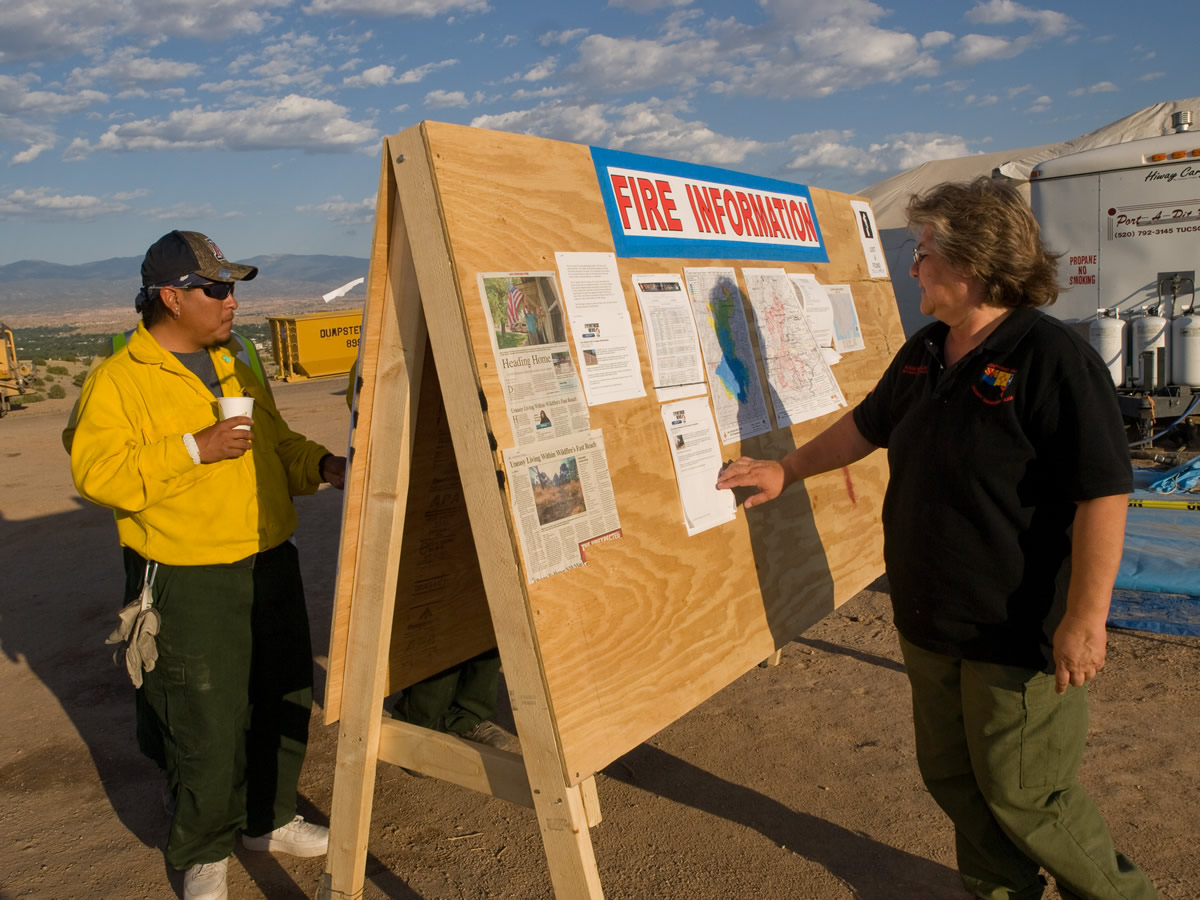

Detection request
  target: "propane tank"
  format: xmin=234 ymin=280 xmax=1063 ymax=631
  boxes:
xmin=1131 ymin=305 xmax=1168 ymax=388
xmin=1171 ymin=308 xmax=1200 ymax=388
xmin=1089 ymin=308 xmax=1126 ymax=387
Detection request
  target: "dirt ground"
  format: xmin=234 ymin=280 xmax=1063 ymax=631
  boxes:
xmin=1 ymin=372 xmax=1198 ymax=899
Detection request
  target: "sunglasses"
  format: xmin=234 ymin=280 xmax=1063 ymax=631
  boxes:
xmin=182 ymin=282 xmax=236 ymax=300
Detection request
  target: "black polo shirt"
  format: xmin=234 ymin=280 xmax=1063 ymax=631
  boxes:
xmin=852 ymin=307 xmax=1131 ymax=671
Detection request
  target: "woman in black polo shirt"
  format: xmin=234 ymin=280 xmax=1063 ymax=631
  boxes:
xmin=718 ymin=178 xmax=1155 ymax=899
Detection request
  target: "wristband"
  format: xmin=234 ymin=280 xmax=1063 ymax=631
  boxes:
xmin=182 ymin=432 xmax=202 ymax=465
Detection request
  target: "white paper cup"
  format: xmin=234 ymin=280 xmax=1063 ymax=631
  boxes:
xmin=217 ymin=395 xmax=254 ymax=430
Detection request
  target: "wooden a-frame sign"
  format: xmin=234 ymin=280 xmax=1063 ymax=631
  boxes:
xmin=318 ymin=121 xmax=904 ymax=899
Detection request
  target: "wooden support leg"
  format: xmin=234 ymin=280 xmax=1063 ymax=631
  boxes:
xmin=387 ymin=124 xmax=605 ymax=899
xmin=321 ymin=144 xmax=429 ymax=900
xmin=759 ymin=649 xmax=783 ymax=668
xmin=580 ymin=776 xmax=602 ymax=828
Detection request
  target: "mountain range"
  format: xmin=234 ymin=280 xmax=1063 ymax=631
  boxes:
xmin=0 ymin=254 xmax=369 ymax=316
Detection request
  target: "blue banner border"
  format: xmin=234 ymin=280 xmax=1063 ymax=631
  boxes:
xmin=590 ymin=146 xmax=828 ymax=264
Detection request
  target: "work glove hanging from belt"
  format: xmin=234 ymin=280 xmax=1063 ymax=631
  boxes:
xmin=106 ymin=561 xmax=161 ymax=688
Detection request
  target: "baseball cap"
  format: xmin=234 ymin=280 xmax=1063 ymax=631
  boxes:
xmin=141 ymin=230 xmax=258 ymax=287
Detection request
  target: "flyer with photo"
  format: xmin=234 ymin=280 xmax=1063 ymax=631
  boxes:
xmin=502 ymin=430 xmax=622 ymax=583
xmin=476 ymin=271 xmax=591 ymax=446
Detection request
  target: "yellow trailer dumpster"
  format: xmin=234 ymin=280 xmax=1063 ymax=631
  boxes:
xmin=1 ymin=323 xmax=28 ymax=417
xmin=268 ymin=309 xmax=363 ymax=382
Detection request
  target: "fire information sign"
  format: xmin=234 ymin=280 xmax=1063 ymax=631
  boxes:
xmin=591 ymin=146 xmax=828 ymax=264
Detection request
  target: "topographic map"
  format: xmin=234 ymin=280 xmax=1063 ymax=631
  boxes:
xmin=742 ymin=267 xmax=845 ymax=427
xmin=683 ymin=267 xmax=770 ymax=444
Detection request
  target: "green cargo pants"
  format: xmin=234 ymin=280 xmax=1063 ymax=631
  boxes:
xmin=898 ymin=634 xmax=1156 ymax=900
xmin=396 ymin=647 xmax=501 ymax=735
xmin=128 ymin=543 xmax=314 ymax=870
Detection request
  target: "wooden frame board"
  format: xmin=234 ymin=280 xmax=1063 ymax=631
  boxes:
xmin=320 ymin=121 xmax=905 ymax=899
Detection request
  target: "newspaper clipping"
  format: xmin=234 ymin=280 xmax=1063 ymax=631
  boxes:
xmin=503 ymin=430 xmax=622 ymax=582
xmin=476 ymin=271 xmax=591 ymax=446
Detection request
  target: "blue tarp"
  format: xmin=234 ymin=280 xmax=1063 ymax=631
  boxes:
xmin=1110 ymin=467 xmax=1200 ymax=636
xmin=1108 ymin=590 xmax=1200 ymax=636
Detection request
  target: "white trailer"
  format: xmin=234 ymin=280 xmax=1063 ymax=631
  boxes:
xmin=1030 ymin=112 xmax=1198 ymax=327
xmin=1031 ymin=111 xmax=1200 ymax=438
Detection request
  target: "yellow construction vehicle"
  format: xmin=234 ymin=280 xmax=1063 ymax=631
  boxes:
xmin=1 ymin=323 xmax=29 ymax=417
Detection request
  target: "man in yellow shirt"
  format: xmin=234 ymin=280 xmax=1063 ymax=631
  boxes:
xmin=68 ymin=231 xmax=346 ymax=900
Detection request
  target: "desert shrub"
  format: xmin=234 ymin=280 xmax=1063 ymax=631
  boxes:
xmin=18 ymin=393 xmax=45 ymax=404
xmin=60 ymin=355 xmax=78 ymax=363
xmin=31 ymin=377 xmax=45 ymax=387
xmin=43 ymin=374 xmax=55 ymax=383
xmin=32 ymin=356 xmax=47 ymax=367
xmin=48 ymin=384 xmax=66 ymax=399
xmin=47 ymin=365 xmax=69 ymax=375
xmin=73 ymin=371 xmax=88 ymax=387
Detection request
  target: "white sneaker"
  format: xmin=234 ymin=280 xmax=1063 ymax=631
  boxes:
xmin=184 ymin=857 xmax=228 ymax=900
xmin=241 ymin=815 xmax=329 ymax=857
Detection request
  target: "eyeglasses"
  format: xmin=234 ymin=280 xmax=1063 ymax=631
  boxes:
xmin=152 ymin=281 xmax=236 ymax=300
xmin=912 ymin=248 xmax=931 ymax=266
xmin=180 ymin=282 xmax=236 ymax=299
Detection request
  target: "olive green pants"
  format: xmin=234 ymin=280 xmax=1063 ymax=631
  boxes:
xmin=899 ymin=634 xmax=1156 ymax=899
xmin=127 ymin=543 xmax=314 ymax=870
xmin=395 ymin=648 xmax=501 ymax=735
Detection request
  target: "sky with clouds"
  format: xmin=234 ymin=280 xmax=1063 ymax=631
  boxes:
xmin=0 ymin=0 xmax=1193 ymax=265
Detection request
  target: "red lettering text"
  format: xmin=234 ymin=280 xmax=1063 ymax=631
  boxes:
xmin=723 ymin=189 xmax=744 ymax=235
xmin=610 ymin=175 xmax=633 ymax=230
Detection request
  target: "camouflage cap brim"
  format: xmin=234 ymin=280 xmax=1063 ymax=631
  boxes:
xmin=177 ymin=231 xmax=258 ymax=282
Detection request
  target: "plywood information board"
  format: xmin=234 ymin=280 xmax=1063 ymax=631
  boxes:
xmin=319 ymin=121 xmax=905 ymax=899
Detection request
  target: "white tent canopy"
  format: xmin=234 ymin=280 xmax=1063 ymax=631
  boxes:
xmin=858 ymin=97 xmax=1200 ymax=336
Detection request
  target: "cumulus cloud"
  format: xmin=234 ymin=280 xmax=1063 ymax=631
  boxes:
xmin=424 ymin=89 xmax=492 ymax=108
xmin=701 ymin=0 xmax=940 ymax=100
xmin=921 ymin=31 xmax=955 ymax=49
xmin=953 ymin=34 xmax=1017 ymax=65
xmin=511 ymin=85 xmax=571 ymax=101
xmin=302 ymin=0 xmax=488 ymax=16
xmin=7 ymin=120 xmax=57 ymax=164
xmin=151 ymin=201 xmax=243 ymax=221
xmin=471 ymin=97 xmax=768 ymax=167
xmin=953 ymin=1 xmax=1076 ymax=65
xmin=0 ymin=0 xmax=290 ymax=64
xmin=964 ymin=0 xmax=1072 ymax=37
xmin=1068 ymin=81 xmax=1118 ymax=96
xmin=1027 ymin=95 xmax=1052 ymax=113
xmin=0 ymin=185 xmax=137 ymax=220
xmin=11 ymin=143 xmax=53 ymax=164
xmin=201 ymin=36 xmax=335 ymax=96
xmin=67 ymin=94 xmax=377 ymax=156
xmin=571 ymin=34 xmax=714 ymax=93
xmin=471 ymin=100 xmax=613 ymax=145
xmin=520 ymin=57 xmax=557 ymax=82
xmin=66 ymin=49 xmax=202 ymax=89
xmin=396 ymin=59 xmax=459 ymax=84
xmin=296 ymin=194 xmax=376 ymax=226
xmin=343 ymin=64 xmax=395 ymax=88
xmin=785 ymin=129 xmax=973 ymax=179
xmin=0 ymin=74 xmax=109 ymax=117
xmin=538 ymin=28 xmax=589 ymax=47
xmin=608 ymin=0 xmax=694 ymax=10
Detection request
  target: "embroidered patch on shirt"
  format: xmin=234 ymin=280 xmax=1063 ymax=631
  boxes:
xmin=972 ymin=363 xmax=1017 ymax=405
xmin=902 ymin=363 xmax=929 ymax=375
